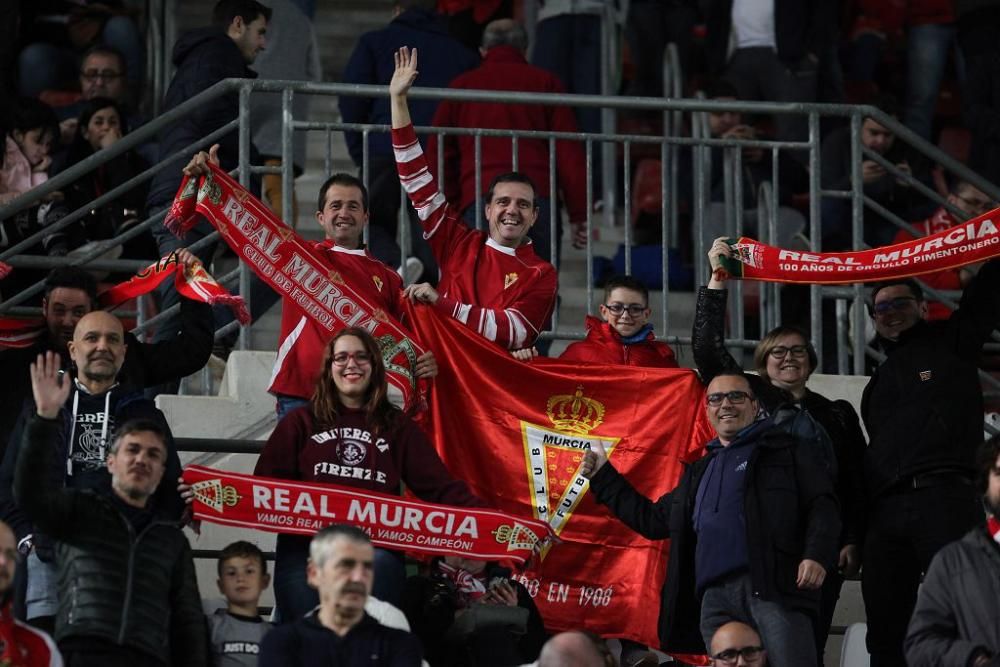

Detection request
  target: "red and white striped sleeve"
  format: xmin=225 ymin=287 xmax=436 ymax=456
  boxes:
xmin=392 ymin=124 xmax=470 ymax=256
xmin=434 ymin=268 xmax=558 ymax=350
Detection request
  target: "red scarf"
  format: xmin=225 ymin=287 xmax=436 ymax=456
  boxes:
xmin=0 ymin=253 xmax=246 ymax=349
xmin=716 ymin=205 xmax=1000 ymax=283
xmin=988 ymin=515 xmax=1000 ymax=546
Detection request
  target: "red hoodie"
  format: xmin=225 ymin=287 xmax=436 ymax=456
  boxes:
xmin=560 ymin=315 xmax=679 ymax=368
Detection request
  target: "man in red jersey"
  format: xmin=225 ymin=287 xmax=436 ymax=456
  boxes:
xmin=179 ymin=147 xmax=438 ymax=417
xmin=389 ymin=46 xmax=559 ymax=352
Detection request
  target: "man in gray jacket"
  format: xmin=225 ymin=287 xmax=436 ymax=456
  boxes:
xmin=905 ymin=436 xmax=1000 ymax=667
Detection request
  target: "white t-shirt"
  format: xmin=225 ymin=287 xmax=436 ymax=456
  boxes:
xmin=731 ymin=0 xmax=777 ymax=50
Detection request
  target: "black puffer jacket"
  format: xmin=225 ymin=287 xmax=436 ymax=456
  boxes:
xmin=863 ymin=259 xmax=1000 ymax=497
xmin=693 ymin=286 xmax=868 ymax=544
xmin=13 ymin=414 xmax=206 ymax=665
xmin=147 ymin=26 xmax=260 ymax=209
xmin=589 ymin=421 xmax=840 ymax=653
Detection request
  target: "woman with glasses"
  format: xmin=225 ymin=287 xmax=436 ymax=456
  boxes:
xmin=255 ymin=327 xmax=482 ymax=620
xmin=693 ymin=237 xmax=867 ymax=663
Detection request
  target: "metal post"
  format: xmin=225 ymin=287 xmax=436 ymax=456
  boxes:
xmin=849 ymin=112 xmax=866 ymax=374
xmin=808 ymin=112 xmax=822 ymax=369
xmin=623 ymin=141 xmax=632 ymax=274
xmin=474 ymin=134 xmax=483 ymax=231
xmin=237 ymin=84 xmax=252 ymax=350
xmin=586 ymin=140 xmax=594 ymax=316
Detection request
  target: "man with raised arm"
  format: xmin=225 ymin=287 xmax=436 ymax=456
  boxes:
xmin=389 ymin=46 xmax=558 ymax=351
xmin=14 ymin=352 xmax=204 ymax=665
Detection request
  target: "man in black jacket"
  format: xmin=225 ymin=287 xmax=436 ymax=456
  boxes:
xmin=904 ymin=435 xmax=1000 ymax=667
xmin=14 ymin=351 xmax=205 ymax=666
xmin=260 ymin=524 xmax=421 ymax=666
xmin=861 ymin=261 xmax=1000 ymax=667
xmin=0 ymin=310 xmax=185 ymax=631
xmin=0 ymin=260 xmax=213 ymax=459
xmin=146 ymin=0 xmax=272 ymax=347
xmin=583 ymin=372 xmax=839 ymax=666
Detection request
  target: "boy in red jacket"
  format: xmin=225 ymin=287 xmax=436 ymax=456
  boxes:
xmin=560 ymin=275 xmax=679 ymax=368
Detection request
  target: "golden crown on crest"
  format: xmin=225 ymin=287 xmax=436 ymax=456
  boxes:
xmin=546 ymin=386 xmax=605 ymax=435
xmin=191 ymin=478 xmax=241 ymax=513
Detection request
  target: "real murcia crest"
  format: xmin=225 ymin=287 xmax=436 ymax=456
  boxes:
xmin=191 ymin=478 xmax=242 ymax=513
xmin=372 ymin=276 xmax=384 ymax=292
xmin=377 ymin=334 xmax=418 ymax=389
xmin=521 ymin=386 xmax=619 ymax=558
xmin=492 ymin=522 xmax=542 ymax=552
xmin=504 ymin=272 xmax=518 ymax=289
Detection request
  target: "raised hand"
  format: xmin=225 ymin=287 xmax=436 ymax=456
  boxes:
xmin=389 ymin=46 xmax=418 ymax=99
xmin=708 ymin=236 xmax=733 ymax=289
xmin=182 ymin=144 xmax=221 ymax=177
xmin=580 ymin=441 xmax=608 ymax=479
xmin=30 ymin=352 xmax=71 ymax=419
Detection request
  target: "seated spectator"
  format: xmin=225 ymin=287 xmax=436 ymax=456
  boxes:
xmin=820 ymin=93 xmax=923 ymax=250
xmin=536 ymin=631 xmax=613 ymax=667
xmin=254 ymin=327 xmax=481 ymax=617
xmin=208 ymin=540 xmax=272 ymax=666
xmin=400 ymin=555 xmax=546 ymax=665
xmin=42 ymin=96 xmax=154 ymax=262
xmin=49 ymin=45 xmax=155 ymax=165
xmin=891 ymin=179 xmax=995 ymax=320
xmin=0 ymin=520 xmax=62 ymax=664
xmin=1 ymin=97 xmax=58 ymax=206
xmin=557 ymin=274 xmax=678 ymax=368
xmin=0 ymin=311 xmax=186 ymax=632
xmin=678 ymin=80 xmax=810 ymax=252
xmin=710 ymin=621 xmax=768 ymax=666
xmin=0 ymin=97 xmax=59 ymax=301
xmin=258 ymin=525 xmax=422 ymax=666
xmin=16 ymin=2 xmax=142 ymax=97
xmin=904 ymin=436 xmax=1000 ymax=666
xmin=13 ymin=365 xmax=206 ymax=664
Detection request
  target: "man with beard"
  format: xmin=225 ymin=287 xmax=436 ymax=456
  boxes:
xmin=0 ymin=258 xmax=213 ymax=459
xmin=0 ymin=521 xmax=61 ymax=665
xmin=259 ymin=524 xmax=421 ymax=666
xmin=0 ymin=311 xmax=184 ymax=632
xmin=905 ymin=436 xmax=1000 ymax=666
xmin=14 ymin=360 xmax=205 ymax=666
xmin=389 ymin=46 xmax=558 ymax=352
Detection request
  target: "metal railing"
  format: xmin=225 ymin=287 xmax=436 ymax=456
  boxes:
xmin=3 ymin=77 xmax=999 ymax=386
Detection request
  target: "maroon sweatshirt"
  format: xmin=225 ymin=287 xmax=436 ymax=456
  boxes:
xmin=254 ymin=407 xmax=482 ymax=507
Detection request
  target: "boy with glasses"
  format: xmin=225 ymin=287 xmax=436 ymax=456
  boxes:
xmin=558 ymin=275 xmax=678 ymax=367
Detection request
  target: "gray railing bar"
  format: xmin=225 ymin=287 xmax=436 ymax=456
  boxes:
xmin=623 ymin=141 xmax=632 ymax=274
xmin=0 ymin=119 xmax=239 ymax=262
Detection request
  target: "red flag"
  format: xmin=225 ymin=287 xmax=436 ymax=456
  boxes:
xmin=407 ymin=304 xmax=713 ymax=648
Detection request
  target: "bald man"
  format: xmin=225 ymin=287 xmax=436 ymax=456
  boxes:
xmin=0 ymin=311 xmax=184 ymax=631
xmin=710 ymin=622 xmax=768 ymax=666
xmin=537 ymin=631 xmax=609 ymax=667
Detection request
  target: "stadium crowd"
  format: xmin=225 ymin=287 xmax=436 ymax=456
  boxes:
xmin=2 ymin=0 xmax=1000 ymax=666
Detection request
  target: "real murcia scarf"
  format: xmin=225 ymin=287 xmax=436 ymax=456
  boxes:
xmin=715 ymin=208 xmax=1000 ymax=283
xmin=164 ymin=163 xmax=425 ymax=408
xmin=183 ymin=465 xmax=554 ymax=565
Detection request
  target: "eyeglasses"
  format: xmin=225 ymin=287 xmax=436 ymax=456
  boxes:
xmin=81 ymin=69 xmax=123 ymax=81
xmin=332 ymin=351 xmax=372 ymax=366
xmin=706 ymin=390 xmax=754 ymax=406
xmin=873 ymin=296 xmax=917 ymax=316
xmin=712 ymin=646 xmax=765 ymax=664
xmin=768 ymin=345 xmax=808 ymax=359
xmin=603 ymin=303 xmax=647 ymax=317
